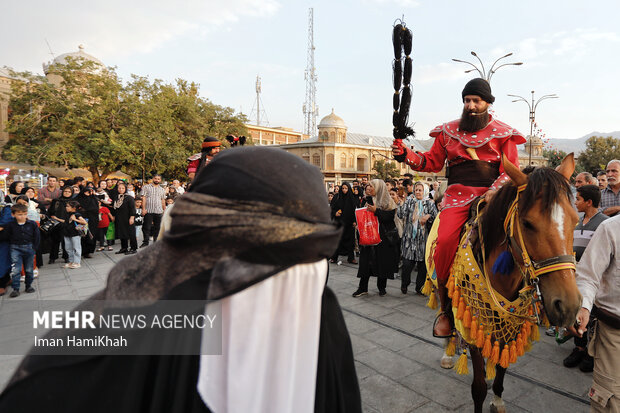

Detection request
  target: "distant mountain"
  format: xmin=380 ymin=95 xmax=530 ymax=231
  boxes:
xmin=545 ymin=131 xmax=620 ymax=154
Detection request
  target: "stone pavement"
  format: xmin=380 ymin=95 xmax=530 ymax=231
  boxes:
xmin=0 ymin=249 xmax=592 ymax=412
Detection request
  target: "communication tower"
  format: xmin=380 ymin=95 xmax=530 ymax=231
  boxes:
xmin=302 ymin=8 xmax=318 ymax=137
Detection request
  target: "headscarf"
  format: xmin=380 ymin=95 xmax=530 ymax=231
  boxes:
xmin=330 ymin=182 xmax=357 ymax=224
xmin=370 ymin=179 xmax=396 ymax=211
xmin=411 ymin=182 xmax=430 ymax=239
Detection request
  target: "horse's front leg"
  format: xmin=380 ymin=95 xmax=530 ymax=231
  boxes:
xmin=490 ymin=365 xmax=507 ymax=413
xmin=469 ymin=345 xmax=487 ymax=413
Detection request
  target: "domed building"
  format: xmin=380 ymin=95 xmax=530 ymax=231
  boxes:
xmin=43 ymin=45 xmax=105 ymax=86
xmin=520 ymin=135 xmax=547 ymax=167
xmin=278 ymin=109 xmax=435 ymax=188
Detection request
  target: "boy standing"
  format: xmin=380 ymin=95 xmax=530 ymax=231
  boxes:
xmin=0 ymin=204 xmax=41 ymax=297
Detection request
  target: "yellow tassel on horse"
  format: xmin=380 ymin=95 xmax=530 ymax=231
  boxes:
xmin=490 ymin=341 xmax=500 ymax=364
xmin=427 ymin=291 xmax=438 ymax=310
xmin=486 ymin=358 xmax=496 ymax=380
xmin=499 ymin=344 xmax=510 ymax=368
xmin=446 ymin=337 xmax=456 ymax=357
xmin=476 ymin=327 xmax=485 ymax=349
xmin=422 ymin=278 xmax=433 ymax=296
xmin=516 ymin=333 xmax=524 ymax=356
xmin=509 ymin=341 xmax=517 ymax=364
xmin=482 ymin=334 xmax=492 ymax=357
xmin=463 ymin=306 xmax=472 ymax=328
xmin=470 ymin=316 xmax=478 ymax=340
xmin=456 ymin=297 xmax=465 ymax=319
xmin=447 ymin=275 xmax=455 ymax=298
xmin=452 ymin=287 xmax=460 ymax=309
xmin=455 ymin=350 xmax=469 ymax=375
xmin=530 ymin=324 xmax=540 ymax=342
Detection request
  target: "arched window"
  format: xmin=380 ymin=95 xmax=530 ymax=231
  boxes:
xmin=312 ymin=154 xmax=321 ymax=168
xmin=348 ymin=155 xmax=354 ymax=168
xmin=340 ymin=153 xmax=347 ymax=168
xmin=302 ymin=153 xmax=310 ymax=163
xmin=326 ymin=154 xmax=334 ymax=170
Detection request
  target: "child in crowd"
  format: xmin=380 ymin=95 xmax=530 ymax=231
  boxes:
xmin=165 ymin=197 xmax=175 ymax=207
xmin=96 ymin=200 xmax=114 ymax=252
xmin=0 ymin=204 xmax=41 ymax=297
xmin=62 ymin=201 xmax=87 ymax=269
xmin=134 ymin=198 xmax=144 ymax=240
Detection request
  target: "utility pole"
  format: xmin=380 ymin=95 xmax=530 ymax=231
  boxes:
xmin=508 ymin=91 xmax=558 ymax=165
xmin=256 ymin=75 xmax=261 ymax=126
xmin=303 ymin=8 xmax=318 ymax=137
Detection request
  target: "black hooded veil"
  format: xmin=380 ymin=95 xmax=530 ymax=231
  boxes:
xmin=0 ymin=147 xmax=361 ymax=413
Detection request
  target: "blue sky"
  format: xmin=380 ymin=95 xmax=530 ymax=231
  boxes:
xmin=3 ymin=0 xmax=620 ymax=141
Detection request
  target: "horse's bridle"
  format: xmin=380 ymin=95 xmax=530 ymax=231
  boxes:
xmin=503 ymin=183 xmax=576 ymax=282
xmin=501 ymin=183 xmax=576 ymax=323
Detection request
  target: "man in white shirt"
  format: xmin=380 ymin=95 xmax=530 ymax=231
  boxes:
xmin=574 ymin=215 xmax=620 ymax=412
xmin=172 ymin=180 xmax=185 ymax=195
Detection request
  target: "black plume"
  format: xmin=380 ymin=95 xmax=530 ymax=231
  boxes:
xmin=239 ymin=136 xmax=247 ymax=146
xmin=403 ymin=57 xmax=412 ymax=85
xmin=393 ymin=92 xmax=400 ymax=111
xmin=393 ymin=60 xmax=402 ymax=90
xmin=393 ymin=24 xmax=403 ymax=60
xmin=403 ymin=28 xmax=413 ymax=56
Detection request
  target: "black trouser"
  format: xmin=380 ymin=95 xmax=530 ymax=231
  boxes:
xmin=401 ymin=259 xmax=415 ymax=289
xmin=49 ymin=227 xmax=68 ymax=260
xmin=358 ymin=273 xmax=387 ymax=292
xmin=96 ymin=227 xmax=109 ymax=247
xmin=142 ymin=213 xmax=162 ymax=244
xmin=120 ymin=234 xmax=138 ymax=251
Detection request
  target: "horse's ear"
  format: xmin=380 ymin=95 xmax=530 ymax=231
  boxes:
xmin=555 ymin=153 xmax=575 ymax=181
xmin=502 ymin=154 xmax=527 ymax=186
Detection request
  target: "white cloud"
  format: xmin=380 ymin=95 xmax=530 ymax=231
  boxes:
xmin=364 ymin=0 xmax=421 ymax=8
xmin=2 ymin=0 xmax=281 ymax=70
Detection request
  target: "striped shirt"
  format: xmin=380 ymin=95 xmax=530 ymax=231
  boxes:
xmin=573 ymin=212 xmax=608 ymax=262
xmin=140 ymin=184 xmax=166 ymax=214
xmin=600 ymin=186 xmax=620 ymax=214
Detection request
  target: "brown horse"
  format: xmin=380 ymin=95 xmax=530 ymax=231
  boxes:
xmin=427 ymin=154 xmax=582 ymax=413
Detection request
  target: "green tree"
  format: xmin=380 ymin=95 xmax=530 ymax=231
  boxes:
xmin=4 ymin=59 xmax=248 ymax=183
xmin=543 ymin=148 xmax=569 ymax=169
xmin=372 ymin=159 xmax=401 ymax=180
xmin=577 ymin=136 xmax=620 ymax=173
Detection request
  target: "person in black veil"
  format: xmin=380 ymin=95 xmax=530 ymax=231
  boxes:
xmin=76 ymin=187 xmax=99 ymax=258
xmin=0 ymin=146 xmax=361 ymax=413
xmin=111 ymin=182 xmax=137 ymax=255
xmin=329 ymin=182 xmax=358 ymax=264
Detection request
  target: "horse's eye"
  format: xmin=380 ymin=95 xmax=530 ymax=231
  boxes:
xmin=523 ymin=220 xmax=536 ymax=231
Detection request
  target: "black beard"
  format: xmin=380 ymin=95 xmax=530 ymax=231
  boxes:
xmin=459 ymin=108 xmax=490 ymax=132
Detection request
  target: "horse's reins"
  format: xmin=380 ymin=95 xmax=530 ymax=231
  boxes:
xmin=501 ymin=183 xmax=576 ymax=323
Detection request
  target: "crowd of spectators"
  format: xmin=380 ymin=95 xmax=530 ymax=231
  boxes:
xmin=0 ymin=174 xmax=188 ymax=297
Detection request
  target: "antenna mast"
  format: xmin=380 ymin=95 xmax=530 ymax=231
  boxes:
xmin=250 ymin=74 xmax=269 ymax=126
xmin=303 ymin=8 xmax=318 ymax=137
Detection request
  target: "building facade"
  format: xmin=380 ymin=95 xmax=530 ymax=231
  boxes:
xmin=278 ymin=110 xmax=440 ymax=188
xmin=245 ymin=124 xmax=308 ymax=145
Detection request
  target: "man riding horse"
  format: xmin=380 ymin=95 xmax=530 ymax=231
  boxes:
xmin=392 ymin=78 xmax=526 ymax=337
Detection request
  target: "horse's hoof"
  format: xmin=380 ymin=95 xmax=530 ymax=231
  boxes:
xmin=440 ymin=354 xmax=454 ymax=369
xmin=490 ymin=400 xmax=506 ymax=413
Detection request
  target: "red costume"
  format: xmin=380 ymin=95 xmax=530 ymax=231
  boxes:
xmin=397 ymin=115 xmax=525 ymax=283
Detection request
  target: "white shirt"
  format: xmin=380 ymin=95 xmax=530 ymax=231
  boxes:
xmin=575 ymin=215 xmax=620 ymax=317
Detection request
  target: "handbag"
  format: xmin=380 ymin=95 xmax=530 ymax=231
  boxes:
xmin=355 ymin=208 xmax=381 ymax=246
xmin=40 ymin=217 xmax=61 ymax=235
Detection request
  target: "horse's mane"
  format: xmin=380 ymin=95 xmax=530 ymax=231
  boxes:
xmin=479 ymin=166 xmax=573 ymax=257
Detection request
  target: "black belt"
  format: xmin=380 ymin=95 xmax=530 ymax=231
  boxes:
xmin=593 ymin=305 xmax=620 ymax=330
xmin=447 ymin=160 xmax=500 ymax=187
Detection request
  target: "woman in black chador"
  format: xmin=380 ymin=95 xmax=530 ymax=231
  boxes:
xmin=76 ymin=187 xmax=99 ymax=258
xmin=111 ymin=182 xmax=137 ymax=255
xmin=352 ymin=179 xmax=400 ymax=297
xmin=329 ymin=182 xmax=359 ymax=264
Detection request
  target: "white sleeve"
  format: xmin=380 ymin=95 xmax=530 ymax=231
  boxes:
xmin=575 ymin=223 xmax=613 ymax=311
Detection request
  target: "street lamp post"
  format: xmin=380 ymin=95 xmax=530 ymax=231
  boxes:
xmin=507 ymin=91 xmax=558 ymax=165
xmin=452 ymin=51 xmax=522 ymax=83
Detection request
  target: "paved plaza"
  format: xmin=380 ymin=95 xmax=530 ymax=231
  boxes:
xmin=0 ymin=248 xmax=592 ymax=412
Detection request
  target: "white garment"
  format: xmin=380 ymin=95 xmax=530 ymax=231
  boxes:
xmin=175 ymin=186 xmax=185 ymax=194
xmin=198 ymin=260 xmax=327 ymax=413
xmin=575 ymin=215 xmax=620 ymax=317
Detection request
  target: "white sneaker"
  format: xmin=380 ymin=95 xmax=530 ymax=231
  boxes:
xmin=33 ymin=269 xmax=39 ymax=278
xmin=63 ymin=263 xmax=71 ymax=268
xmin=69 ymin=263 xmax=81 ymax=269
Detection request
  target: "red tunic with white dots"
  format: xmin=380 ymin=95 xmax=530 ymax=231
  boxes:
xmin=399 ymin=115 xmax=525 ymax=283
